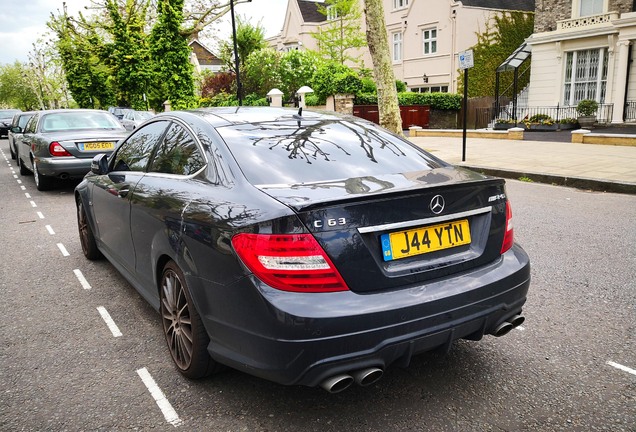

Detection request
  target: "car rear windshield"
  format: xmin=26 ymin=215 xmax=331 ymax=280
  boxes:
xmin=216 ymin=119 xmax=444 ymax=185
xmin=0 ymin=110 xmax=20 ymax=118
xmin=41 ymin=112 xmax=124 ymax=132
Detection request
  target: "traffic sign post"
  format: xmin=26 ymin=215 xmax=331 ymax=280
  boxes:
xmin=458 ymin=50 xmax=474 ymax=162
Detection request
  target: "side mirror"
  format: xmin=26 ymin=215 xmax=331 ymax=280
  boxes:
xmin=11 ymin=126 xmax=22 ymax=133
xmin=91 ymin=153 xmax=109 ymax=175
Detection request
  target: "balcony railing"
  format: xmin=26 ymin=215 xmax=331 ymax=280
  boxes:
xmin=557 ymin=12 xmax=619 ymax=30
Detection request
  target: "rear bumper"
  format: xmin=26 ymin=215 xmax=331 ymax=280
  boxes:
xmin=35 ymin=157 xmax=93 ymax=179
xmin=192 ymin=244 xmax=530 ymax=387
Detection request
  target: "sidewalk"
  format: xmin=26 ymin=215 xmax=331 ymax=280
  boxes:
xmin=408 ymin=135 xmax=636 ymax=194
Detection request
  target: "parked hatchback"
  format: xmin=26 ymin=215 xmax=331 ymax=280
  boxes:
xmin=75 ymin=107 xmax=530 ymax=392
xmin=18 ymin=109 xmax=128 ymax=190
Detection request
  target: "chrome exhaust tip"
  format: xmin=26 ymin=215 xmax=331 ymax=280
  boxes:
xmin=352 ymin=367 xmax=383 ymax=387
xmin=320 ymin=374 xmax=354 ymax=393
xmin=492 ymin=321 xmax=514 ymax=337
xmin=509 ymin=314 xmax=525 ymax=328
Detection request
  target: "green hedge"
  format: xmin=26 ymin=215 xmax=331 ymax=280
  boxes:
xmin=354 ymin=92 xmax=461 ymax=110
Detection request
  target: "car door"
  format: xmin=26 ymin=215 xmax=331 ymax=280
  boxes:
xmin=91 ymin=120 xmax=171 ymax=274
xmin=18 ymin=113 xmax=39 ymax=171
xmin=128 ymin=121 xmax=208 ymax=297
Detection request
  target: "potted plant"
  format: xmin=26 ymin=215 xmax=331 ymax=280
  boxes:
xmin=576 ymin=99 xmax=598 ymax=128
xmin=493 ymin=118 xmax=517 ymax=130
xmin=524 ymin=114 xmax=557 ymax=131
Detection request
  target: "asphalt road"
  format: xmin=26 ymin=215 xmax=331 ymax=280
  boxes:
xmin=0 ymin=137 xmax=634 ymax=431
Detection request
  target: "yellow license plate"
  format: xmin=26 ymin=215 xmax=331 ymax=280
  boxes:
xmin=381 ymin=219 xmax=471 ymax=261
xmin=81 ymin=142 xmax=114 ymax=151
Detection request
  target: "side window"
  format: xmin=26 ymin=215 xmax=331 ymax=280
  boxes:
xmin=149 ymin=122 xmax=205 ymax=176
xmin=24 ymin=115 xmax=38 ymax=133
xmin=112 ymin=120 xmax=169 ymax=172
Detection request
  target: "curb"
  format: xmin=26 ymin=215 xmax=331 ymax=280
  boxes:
xmin=460 ymin=165 xmax=636 ymax=195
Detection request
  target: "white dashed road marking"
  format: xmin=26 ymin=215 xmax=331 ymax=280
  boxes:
xmin=37 ymin=212 xmax=44 ymax=219
xmin=57 ymin=243 xmax=70 ymax=256
xmin=136 ymin=368 xmax=183 ymax=427
xmin=46 ymin=225 xmax=55 ymax=235
xmin=607 ymin=361 xmax=636 ymax=377
xmin=25 ymin=192 xmax=31 ymax=198
xmin=96 ymin=306 xmax=122 ymax=337
xmin=73 ymin=269 xmax=92 ymax=290
xmin=30 ymin=200 xmax=37 ymax=207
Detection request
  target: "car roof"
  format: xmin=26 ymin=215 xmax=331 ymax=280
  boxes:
xmin=158 ymin=107 xmax=344 ymax=128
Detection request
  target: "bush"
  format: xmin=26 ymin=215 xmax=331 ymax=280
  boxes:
xmin=577 ymin=99 xmax=598 ymax=116
xmin=353 ymin=92 xmax=462 ymax=110
xmin=395 ymin=80 xmax=407 ymax=92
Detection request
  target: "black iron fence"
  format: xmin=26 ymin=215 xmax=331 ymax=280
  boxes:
xmin=476 ymin=104 xmax=614 ymax=128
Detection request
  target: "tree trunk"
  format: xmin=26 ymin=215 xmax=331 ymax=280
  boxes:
xmin=362 ymin=0 xmax=403 ymax=136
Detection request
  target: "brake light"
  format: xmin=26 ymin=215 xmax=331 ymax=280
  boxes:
xmin=500 ymin=201 xmax=514 ymax=254
xmin=231 ymin=233 xmax=349 ymax=293
xmin=49 ymin=142 xmax=71 ymax=157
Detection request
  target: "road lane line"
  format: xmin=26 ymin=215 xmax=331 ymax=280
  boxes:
xmin=20 ymin=185 xmax=26 ymax=190
xmin=57 ymin=243 xmax=70 ymax=256
xmin=13 ymin=174 xmax=18 ymax=179
xmin=46 ymin=225 xmax=55 ymax=235
xmin=37 ymin=212 xmax=44 ymax=219
xmin=607 ymin=361 xmax=636 ymax=376
xmin=136 ymin=368 xmax=183 ymax=427
xmin=17 ymin=180 xmax=22 ymax=184
xmin=30 ymin=200 xmax=37 ymax=207
xmin=73 ymin=269 xmax=91 ymax=290
xmin=96 ymin=306 xmax=122 ymax=337
xmin=25 ymin=193 xmax=31 ymax=198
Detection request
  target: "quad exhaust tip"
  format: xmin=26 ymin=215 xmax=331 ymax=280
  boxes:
xmin=492 ymin=314 xmax=525 ymax=337
xmin=320 ymin=367 xmax=384 ymax=393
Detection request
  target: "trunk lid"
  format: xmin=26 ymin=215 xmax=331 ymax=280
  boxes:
xmin=258 ymin=167 xmax=509 ymax=293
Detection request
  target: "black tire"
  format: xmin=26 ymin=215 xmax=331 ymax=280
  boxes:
xmin=77 ymin=199 xmax=103 ymax=260
xmin=18 ymin=156 xmax=30 ymax=176
xmin=160 ymin=261 xmax=221 ymax=379
xmin=33 ymin=160 xmax=53 ymax=191
xmin=9 ymin=143 xmax=16 ymax=160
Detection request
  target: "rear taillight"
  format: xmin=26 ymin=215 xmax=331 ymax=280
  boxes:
xmin=49 ymin=142 xmax=71 ymax=157
xmin=231 ymin=233 xmax=349 ymax=293
xmin=500 ymin=201 xmax=514 ymax=254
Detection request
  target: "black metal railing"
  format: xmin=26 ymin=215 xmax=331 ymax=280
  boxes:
xmin=492 ymin=104 xmax=614 ymax=125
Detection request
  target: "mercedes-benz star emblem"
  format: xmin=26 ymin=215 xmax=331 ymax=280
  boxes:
xmin=430 ymin=195 xmax=445 ymax=214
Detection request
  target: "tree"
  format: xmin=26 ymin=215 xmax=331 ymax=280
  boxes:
xmin=242 ymin=48 xmax=282 ymax=96
xmin=312 ymin=0 xmax=366 ymax=66
xmin=362 ymin=0 xmax=402 ymax=135
xmin=278 ymin=50 xmax=323 ymax=103
xmin=459 ymin=11 xmax=534 ymax=98
xmin=149 ymin=0 xmax=197 ymax=110
xmin=102 ymin=0 xmax=155 ymax=109
xmin=218 ymin=15 xmax=267 ymax=72
xmin=0 ymin=62 xmax=39 ymax=110
xmin=48 ymin=5 xmax=115 ymax=108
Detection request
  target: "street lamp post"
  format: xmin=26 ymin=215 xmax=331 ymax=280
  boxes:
xmin=230 ymin=0 xmax=242 ymax=106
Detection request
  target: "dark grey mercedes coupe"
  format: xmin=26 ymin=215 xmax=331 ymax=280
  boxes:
xmin=75 ymin=107 xmax=530 ymax=393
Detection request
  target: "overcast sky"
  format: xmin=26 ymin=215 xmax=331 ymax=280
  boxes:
xmin=0 ymin=0 xmax=290 ymax=66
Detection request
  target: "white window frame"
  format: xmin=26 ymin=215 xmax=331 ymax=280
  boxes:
xmin=392 ymin=32 xmax=402 ymax=63
xmin=563 ymin=48 xmax=608 ymax=106
xmin=326 ymin=5 xmax=339 ymax=21
xmin=422 ymin=28 xmax=437 ymax=55
xmin=393 ymin=0 xmax=408 ymax=10
xmin=573 ymin=0 xmax=606 ymax=17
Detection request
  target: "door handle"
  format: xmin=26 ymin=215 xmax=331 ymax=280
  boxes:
xmin=118 ymin=187 xmax=130 ymax=198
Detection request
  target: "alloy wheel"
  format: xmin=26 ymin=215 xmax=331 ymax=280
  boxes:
xmin=161 ymin=269 xmax=194 ymax=370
